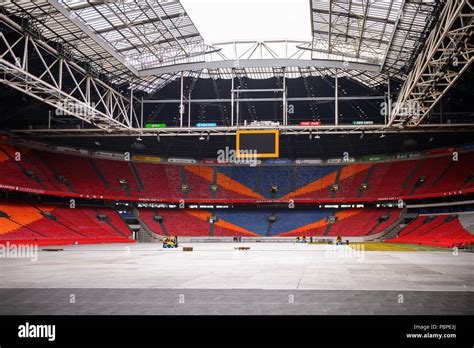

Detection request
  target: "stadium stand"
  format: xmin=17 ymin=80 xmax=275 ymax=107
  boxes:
xmin=93 ymin=159 xmax=142 ymax=196
xmin=287 ymin=165 xmax=341 ymax=200
xmin=428 ymin=152 xmax=474 ymax=193
xmin=140 ymin=209 xmax=211 ymax=236
xmin=22 ymin=149 xmax=70 ymax=192
xmin=2 ymin=144 xmax=474 ymax=247
xmin=259 ymin=166 xmax=293 ymax=197
xmin=387 ymin=214 xmax=474 ymax=248
xmin=1 ymin=145 xmax=474 ymax=202
xmin=138 ymin=208 xmax=398 ymax=237
xmin=219 ymin=166 xmax=258 ymax=190
xmin=0 ymin=202 xmax=133 ymax=245
xmin=39 ymin=151 xmax=106 ymax=194
xmin=335 ymin=164 xmax=371 ymax=199
xmin=183 ymin=166 xmax=214 ymax=199
xmin=363 ymin=160 xmax=415 ymax=198
xmin=133 ymin=162 xmax=182 ymax=199
xmin=0 ymin=144 xmax=45 ymax=190
xmin=328 ymin=209 xmax=398 ymax=237
xmin=402 ymin=157 xmax=452 ymax=195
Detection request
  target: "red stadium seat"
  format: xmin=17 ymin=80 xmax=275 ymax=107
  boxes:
xmin=0 ymin=202 xmax=134 ymax=246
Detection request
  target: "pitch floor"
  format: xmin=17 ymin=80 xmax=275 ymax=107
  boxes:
xmin=0 ymin=243 xmax=473 ymax=315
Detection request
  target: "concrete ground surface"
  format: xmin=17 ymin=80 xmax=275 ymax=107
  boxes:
xmin=0 ymin=243 xmax=473 ymax=315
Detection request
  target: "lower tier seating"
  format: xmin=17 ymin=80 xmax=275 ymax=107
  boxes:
xmin=140 ymin=209 xmax=212 ymax=236
xmin=0 ymin=202 xmax=133 ymax=246
xmin=387 ymin=214 xmax=474 ymax=248
xmin=139 ymin=208 xmax=399 ymax=237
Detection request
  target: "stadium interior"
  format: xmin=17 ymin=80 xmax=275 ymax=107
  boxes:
xmin=0 ymin=0 xmax=473 ymax=319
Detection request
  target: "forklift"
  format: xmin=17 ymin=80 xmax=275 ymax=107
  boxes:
xmin=163 ymin=236 xmax=179 ymax=248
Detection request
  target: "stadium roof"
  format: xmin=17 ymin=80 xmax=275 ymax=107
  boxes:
xmin=310 ymin=0 xmax=440 ymax=77
xmin=0 ymin=0 xmax=441 ymax=92
xmin=1 ymin=0 xmax=212 ymax=92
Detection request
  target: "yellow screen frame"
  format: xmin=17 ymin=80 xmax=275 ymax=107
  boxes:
xmin=236 ymin=129 xmax=279 ymax=158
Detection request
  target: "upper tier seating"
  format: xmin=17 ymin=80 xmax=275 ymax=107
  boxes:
xmin=37 ymin=151 xmax=106 ymax=194
xmin=0 ymin=145 xmax=45 ymax=190
xmin=429 ymin=152 xmax=474 ymax=193
xmin=183 ymin=166 xmax=214 ymax=199
xmin=1 ymin=144 xmax=474 ymax=201
xmin=335 ymin=164 xmax=371 ymax=199
xmin=93 ymin=159 xmax=141 ymax=196
xmin=23 ymin=149 xmax=70 ymax=192
xmin=133 ymin=162 xmax=182 ymax=199
xmin=402 ymin=157 xmax=452 ymax=195
xmin=363 ymin=160 xmax=416 ymax=198
xmin=259 ymin=166 xmax=293 ymax=197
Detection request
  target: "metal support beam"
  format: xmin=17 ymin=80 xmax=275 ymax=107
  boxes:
xmin=11 ymin=123 xmax=474 ymax=138
xmin=283 ymin=70 xmax=287 ymax=125
xmin=138 ymin=58 xmax=381 ymax=76
xmin=140 ymin=96 xmax=144 ymax=128
xmin=236 ymin=92 xmax=240 ymax=126
xmin=335 ymin=69 xmax=339 ymax=126
xmin=229 ymin=84 xmax=289 ymax=125
xmin=188 ymin=91 xmax=191 ymax=128
xmin=389 ymin=0 xmax=474 ymax=127
xmin=141 ymin=96 xmax=387 ymax=104
xmin=328 ymin=0 xmax=332 ymax=53
xmin=231 ymin=88 xmax=285 ymax=93
xmin=129 ymin=88 xmax=134 ymax=126
xmin=386 ymin=76 xmax=391 ymax=125
xmin=230 ymin=70 xmax=234 ymax=126
xmin=0 ymin=16 xmax=138 ymax=131
xmin=179 ymin=72 xmax=184 ymax=128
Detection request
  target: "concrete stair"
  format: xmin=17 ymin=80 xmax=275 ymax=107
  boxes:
xmin=372 ymin=209 xmax=408 ymax=241
xmin=459 ymin=212 xmax=474 ymax=234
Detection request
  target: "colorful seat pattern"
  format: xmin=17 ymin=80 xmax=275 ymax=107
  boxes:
xmin=1 ymin=143 xmax=474 ymax=201
xmin=0 ymin=202 xmax=133 ymax=246
xmin=139 ymin=208 xmax=398 ymax=237
xmin=387 ymin=215 xmax=474 ymax=248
